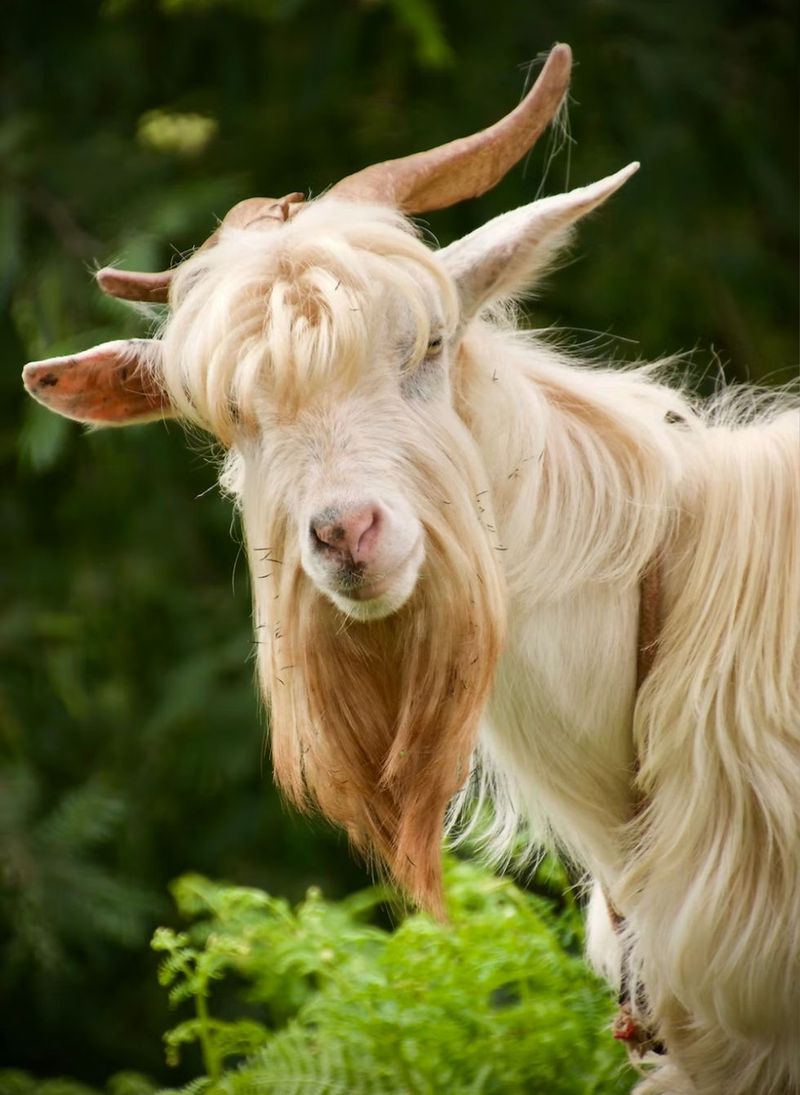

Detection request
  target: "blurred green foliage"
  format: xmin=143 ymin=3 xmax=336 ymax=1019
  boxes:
xmin=0 ymin=0 xmax=795 ymax=1087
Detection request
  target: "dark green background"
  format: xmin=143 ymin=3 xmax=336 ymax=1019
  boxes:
xmin=1 ymin=0 xmax=796 ymax=1083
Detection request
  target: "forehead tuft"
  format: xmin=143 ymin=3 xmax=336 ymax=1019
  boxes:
xmin=159 ymin=200 xmax=458 ymax=435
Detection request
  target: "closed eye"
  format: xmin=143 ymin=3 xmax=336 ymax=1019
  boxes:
xmin=426 ymin=336 xmax=443 ymax=355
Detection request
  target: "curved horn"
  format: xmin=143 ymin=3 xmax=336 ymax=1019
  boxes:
xmin=327 ymin=43 xmax=572 ymax=213
xmin=96 ymin=193 xmax=305 ymax=304
xmin=95 ymin=268 xmax=173 ymax=303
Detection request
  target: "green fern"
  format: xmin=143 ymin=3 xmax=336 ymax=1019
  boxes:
xmin=151 ymin=857 xmax=634 ymax=1094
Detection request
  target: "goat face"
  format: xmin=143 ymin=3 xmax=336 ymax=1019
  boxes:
xmin=159 ymin=200 xmax=497 ymax=625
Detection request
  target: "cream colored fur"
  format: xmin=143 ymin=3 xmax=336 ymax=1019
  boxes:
xmin=455 ymin=326 xmax=799 ymax=1095
xmin=152 ymin=196 xmax=799 ymax=1095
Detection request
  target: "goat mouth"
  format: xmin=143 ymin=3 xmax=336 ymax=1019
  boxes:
xmin=347 ymin=580 xmax=392 ymax=602
xmin=336 ymin=538 xmax=424 ymax=604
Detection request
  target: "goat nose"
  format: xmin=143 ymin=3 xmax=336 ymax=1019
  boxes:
xmin=310 ymin=505 xmax=383 ymax=564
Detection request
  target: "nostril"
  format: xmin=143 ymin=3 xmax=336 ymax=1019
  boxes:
xmin=310 ymin=517 xmax=345 ymax=552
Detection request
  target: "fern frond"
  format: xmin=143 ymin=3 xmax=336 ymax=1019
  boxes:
xmin=149 ymin=859 xmax=633 ymax=1094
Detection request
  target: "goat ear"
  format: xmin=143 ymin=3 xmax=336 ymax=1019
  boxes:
xmin=438 ymin=162 xmax=639 ymax=320
xmin=22 ymin=339 xmax=173 ymax=426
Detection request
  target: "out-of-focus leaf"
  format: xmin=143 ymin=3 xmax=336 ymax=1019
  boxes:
xmin=37 ymin=784 xmax=126 ymax=853
xmin=137 ymin=112 xmax=218 ymax=158
xmin=157 ymin=0 xmax=309 ymax=19
xmin=0 ymin=190 xmax=23 ymax=306
xmin=16 ymin=402 xmax=72 ymax=473
xmin=386 ymin=0 xmax=453 ymax=68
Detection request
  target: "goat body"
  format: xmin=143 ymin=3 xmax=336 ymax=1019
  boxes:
xmin=458 ymin=322 xmax=799 ymax=1094
xmin=156 ymin=201 xmax=799 ymax=1093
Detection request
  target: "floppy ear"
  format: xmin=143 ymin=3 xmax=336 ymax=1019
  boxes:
xmin=438 ymin=162 xmax=639 ymax=320
xmin=22 ymin=339 xmax=173 ymax=426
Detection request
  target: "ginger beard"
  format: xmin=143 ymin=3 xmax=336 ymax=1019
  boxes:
xmin=243 ymin=407 xmax=506 ymax=917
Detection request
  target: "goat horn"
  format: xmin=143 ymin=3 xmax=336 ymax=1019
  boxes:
xmin=96 ymin=193 xmax=305 ymax=304
xmin=94 ymin=42 xmax=570 ymax=302
xmin=327 ymin=43 xmax=572 ymax=213
xmin=95 ymin=267 xmax=173 ymax=303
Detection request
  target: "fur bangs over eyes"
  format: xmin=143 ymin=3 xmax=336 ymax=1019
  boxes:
xmin=159 ymin=204 xmax=458 ymax=439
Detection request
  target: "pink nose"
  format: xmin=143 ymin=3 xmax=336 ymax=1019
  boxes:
xmin=310 ymin=504 xmax=383 ymax=564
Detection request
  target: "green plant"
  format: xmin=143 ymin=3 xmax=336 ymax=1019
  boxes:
xmin=150 ymin=857 xmax=634 ymax=1093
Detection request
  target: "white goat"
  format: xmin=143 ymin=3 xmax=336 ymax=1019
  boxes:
xmin=23 ymin=44 xmax=799 ymax=1095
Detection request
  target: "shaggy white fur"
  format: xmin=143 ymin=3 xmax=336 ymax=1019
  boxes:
xmin=455 ymin=323 xmax=799 ymax=1095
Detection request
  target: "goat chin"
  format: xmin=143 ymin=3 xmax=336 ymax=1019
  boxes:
xmin=321 ymin=549 xmax=422 ymax=621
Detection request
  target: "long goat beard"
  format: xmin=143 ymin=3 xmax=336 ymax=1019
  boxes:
xmin=251 ymin=455 xmax=506 ymax=916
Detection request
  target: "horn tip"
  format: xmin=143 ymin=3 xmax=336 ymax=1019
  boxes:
xmin=545 ymin=42 xmax=573 ymax=81
xmin=549 ymin=42 xmax=572 ymax=66
xmin=527 ymin=43 xmax=572 ymax=103
xmin=95 ymin=266 xmax=124 ymax=295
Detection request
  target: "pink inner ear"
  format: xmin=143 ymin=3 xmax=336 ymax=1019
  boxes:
xmin=22 ymin=340 xmax=172 ymax=425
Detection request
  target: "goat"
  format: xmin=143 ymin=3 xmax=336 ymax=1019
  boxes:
xmin=23 ymin=44 xmax=799 ymax=1095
